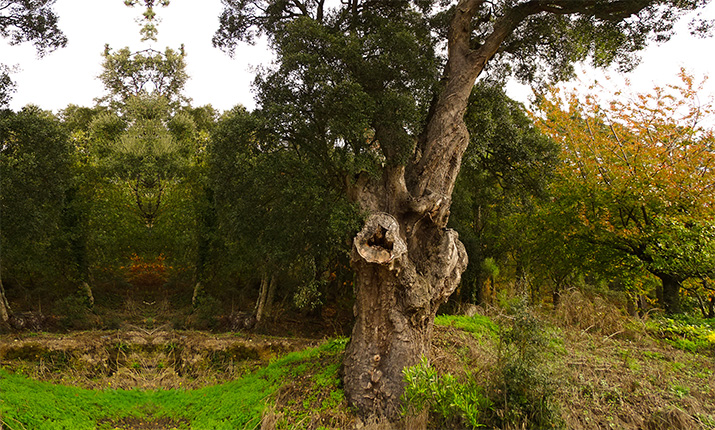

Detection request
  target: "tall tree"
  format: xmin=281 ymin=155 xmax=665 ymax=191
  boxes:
xmin=214 ymin=0 xmax=712 ymax=421
xmin=1 ymin=0 xmax=67 ymax=106
xmin=209 ymin=106 xmax=359 ymax=324
xmin=450 ymin=83 xmax=558 ymax=304
xmin=0 ymin=106 xmax=73 ymax=323
xmin=534 ymin=72 xmax=715 ymax=313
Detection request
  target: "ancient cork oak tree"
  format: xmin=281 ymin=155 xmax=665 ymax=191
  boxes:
xmin=213 ymin=0 xmax=712 ymax=422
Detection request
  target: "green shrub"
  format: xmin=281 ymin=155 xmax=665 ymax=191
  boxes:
xmin=54 ymin=294 xmax=95 ymax=330
xmin=488 ymin=297 xmax=562 ymax=429
xmin=435 ymin=314 xmax=498 ymax=339
xmin=650 ymin=315 xmax=715 ymax=353
xmin=403 ymin=358 xmax=491 ymax=429
xmin=406 ymin=300 xmax=562 ymax=429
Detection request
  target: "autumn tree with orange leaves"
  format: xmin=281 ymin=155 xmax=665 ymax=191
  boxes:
xmin=535 ymin=71 xmax=715 ymax=314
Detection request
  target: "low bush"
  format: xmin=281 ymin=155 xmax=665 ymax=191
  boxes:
xmin=404 ymin=298 xmax=562 ymax=429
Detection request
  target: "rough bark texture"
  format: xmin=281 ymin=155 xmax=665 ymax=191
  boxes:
xmin=343 ymin=213 xmax=467 ymax=420
xmin=343 ymin=0 xmax=512 ymax=422
xmin=341 ymin=0 xmax=661 ymax=423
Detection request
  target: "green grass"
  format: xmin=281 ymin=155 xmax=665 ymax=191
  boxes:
xmin=435 ymin=314 xmax=498 ymax=339
xmin=0 ymin=339 xmax=347 ymax=430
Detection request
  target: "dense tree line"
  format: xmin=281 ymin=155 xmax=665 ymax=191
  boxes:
xmin=2 ymin=0 xmax=714 ymax=425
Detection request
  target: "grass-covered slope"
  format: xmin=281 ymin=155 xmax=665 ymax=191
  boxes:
xmin=2 ymin=293 xmax=715 ymax=430
xmin=0 ymin=338 xmax=349 ymax=430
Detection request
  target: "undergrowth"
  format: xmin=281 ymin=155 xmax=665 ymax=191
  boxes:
xmin=0 ymin=338 xmax=347 ymax=430
xmin=407 ymin=299 xmax=562 ymax=429
xmin=646 ymin=315 xmax=715 ymax=354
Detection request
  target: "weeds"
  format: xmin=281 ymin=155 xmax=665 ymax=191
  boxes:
xmin=404 ymin=299 xmax=562 ymax=429
xmin=403 ymin=358 xmax=491 ymax=428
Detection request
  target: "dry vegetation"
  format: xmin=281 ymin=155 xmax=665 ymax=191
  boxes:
xmin=1 ymin=290 xmax=714 ymax=429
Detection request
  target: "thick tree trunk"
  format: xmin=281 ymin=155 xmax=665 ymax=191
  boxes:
xmin=342 ymin=0 xmax=567 ymax=423
xmin=655 ymin=273 xmax=682 ymax=314
xmin=0 ymin=278 xmax=11 ymax=324
xmin=343 ymin=213 xmax=467 ymax=421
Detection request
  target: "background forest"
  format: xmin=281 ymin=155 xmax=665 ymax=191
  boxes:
xmin=1 ymin=1 xmax=715 ymax=429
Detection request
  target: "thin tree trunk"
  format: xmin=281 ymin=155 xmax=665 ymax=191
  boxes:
xmin=264 ymin=274 xmax=277 ymax=316
xmin=0 ymin=277 xmax=11 ymax=324
xmin=255 ymin=273 xmax=269 ymax=323
xmin=708 ymin=295 xmax=714 ymax=319
xmin=191 ymin=281 xmax=203 ymax=308
xmin=80 ymin=281 xmax=94 ymax=308
xmin=692 ymin=289 xmax=708 ymax=318
xmin=255 ymin=272 xmax=277 ymax=324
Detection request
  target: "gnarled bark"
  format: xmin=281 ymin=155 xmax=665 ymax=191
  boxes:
xmin=341 ymin=0 xmax=664 ymax=423
xmin=344 ymin=211 xmax=467 ymax=420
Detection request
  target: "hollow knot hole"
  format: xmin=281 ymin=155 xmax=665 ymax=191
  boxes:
xmin=367 ymin=226 xmax=393 ymax=251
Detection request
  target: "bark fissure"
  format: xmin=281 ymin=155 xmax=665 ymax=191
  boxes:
xmin=344 ymin=212 xmax=467 ymax=421
xmin=343 ymin=0 xmax=659 ymax=424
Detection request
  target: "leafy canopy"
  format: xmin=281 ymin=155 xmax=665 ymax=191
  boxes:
xmin=534 ymin=70 xmax=715 ymax=288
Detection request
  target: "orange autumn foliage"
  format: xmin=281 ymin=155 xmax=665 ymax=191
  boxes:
xmin=125 ymin=253 xmax=169 ymax=288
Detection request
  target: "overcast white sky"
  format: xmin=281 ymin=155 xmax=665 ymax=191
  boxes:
xmin=1 ymin=0 xmax=714 ymax=113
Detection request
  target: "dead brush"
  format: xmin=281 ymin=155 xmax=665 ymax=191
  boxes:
xmin=555 ymin=289 xmax=629 ymax=337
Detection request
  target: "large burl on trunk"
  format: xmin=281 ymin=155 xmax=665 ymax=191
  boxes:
xmin=343 ymin=211 xmax=467 ymax=419
xmin=341 ymin=0 xmax=502 ymax=420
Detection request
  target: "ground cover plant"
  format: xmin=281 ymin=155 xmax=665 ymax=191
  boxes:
xmin=2 ymin=292 xmax=715 ymax=429
xmin=0 ymin=338 xmax=348 ymax=430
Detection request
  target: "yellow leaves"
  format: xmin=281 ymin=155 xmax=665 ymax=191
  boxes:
xmin=534 ymin=71 xmax=715 ymax=223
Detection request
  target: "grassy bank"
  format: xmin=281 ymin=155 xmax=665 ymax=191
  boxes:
xmin=2 ymin=294 xmax=715 ymax=429
xmin=0 ymin=338 xmax=348 ymax=430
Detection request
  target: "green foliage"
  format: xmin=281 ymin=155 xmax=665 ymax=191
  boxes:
xmin=54 ymin=294 xmax=94 ymax=330
xmin=0 ymin=106 xmax=76 ymax=287
xmin=403 ymin=358 xmax=491 ymax=429
xmin=408 ymin=304 xmax=561 ymax=429
xmin=98 ymin=46 xmax=189 ymax=109
xmin=648 ymin=316 xmax=715 ymax=353
xmin=450 ymin=83 xmax=559 ymax=303
xmin=0 ymin=64 xmax=16 ymax=108
xmin=0 ymin=0 xmax=67 ymax=54
xmin=239 ymin=4 xmax=439 ymax=177
xmin=533 ymin=74 xmax=715 ymax=312
xmin=491 ymin=299 xmax=562 ymax=429
xmin=0 ymin=0 xmax=66 ymax=105
xmin=123 ymin=0 xmax=171 ymax=41
xmin=208 ymin=106 xmax=360 ymax=307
